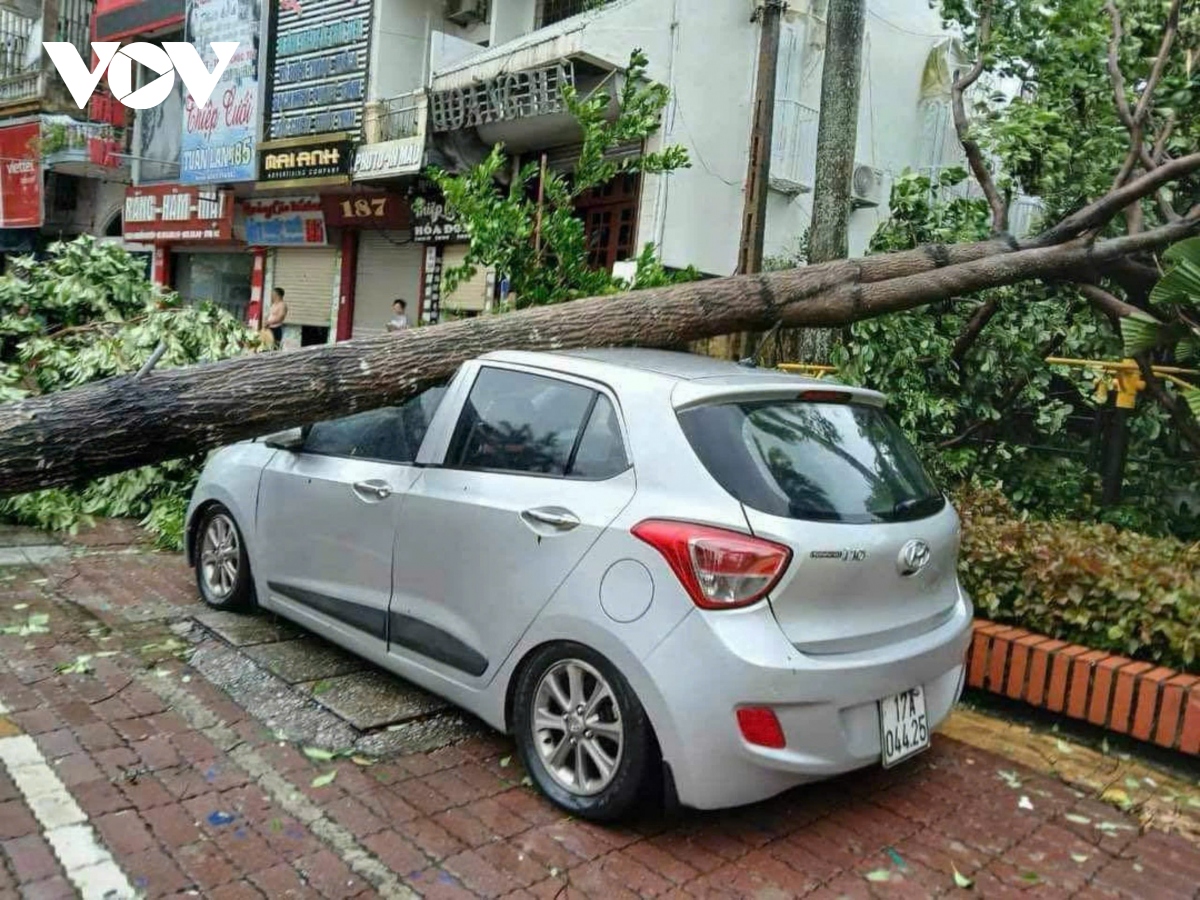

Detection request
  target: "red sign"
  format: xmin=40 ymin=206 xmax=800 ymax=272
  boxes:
xmin=0 ymin=122 xmax=42 ymax=228
xmin=122 ymin=185 xmax=234 ymax=242
xmin=321 ymin=193 xmax=409 ymax=230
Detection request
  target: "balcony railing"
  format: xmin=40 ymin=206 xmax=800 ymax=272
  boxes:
xmin=770 ymin=98 xmax=819 ymax=194
xmin=0 ymin=0 xmax=93 ymax=107
xmin=363 ymin=90 xmax=426 ymax=144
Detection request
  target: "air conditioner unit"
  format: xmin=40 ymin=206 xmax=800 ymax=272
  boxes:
xmin=445 ymin=0 xmax=487 ymax=25
xmin=851 ymin=164 xmax=884 ymax=208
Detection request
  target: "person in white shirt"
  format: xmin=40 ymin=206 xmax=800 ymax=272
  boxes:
xmin=386 ymin=298 xmax=409 ymax=331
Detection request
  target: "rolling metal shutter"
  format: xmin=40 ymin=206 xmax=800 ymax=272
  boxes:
xmin=440 ymin=243 xmax=492 ymax=313
xmin=352 ymin=230 xmax=423 ymax=338
xmin=273 ymin=247 xmax=338 ymax=328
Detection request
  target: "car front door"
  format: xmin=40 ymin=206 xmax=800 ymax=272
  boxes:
xmin=256 ymin=386 xmax=447 ymax=651
xmin=389 ymin=364 xmax=636 ymax=681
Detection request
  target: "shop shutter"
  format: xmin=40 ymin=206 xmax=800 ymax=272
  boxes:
xmin=440 ymin=243 xmax=492 ymax=313
xmin=352 ymin=230 xmax=423 ymax=337
xmin=273 ymin=247 xmax=338 ymax=327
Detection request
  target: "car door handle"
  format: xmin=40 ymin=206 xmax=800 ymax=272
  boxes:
xmin=520 ymin=507 xmax=580 ymax=530
xmin=352 ymin=480 xmax=392 ymax=501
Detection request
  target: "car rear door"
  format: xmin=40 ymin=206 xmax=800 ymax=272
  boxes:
xmin=388 ymin=363 xmax=635 ymax=681
xmin=256 ymin=386 xmax=447 ymax=650
xmin=676 ymin=391 xmax=961 ymax=655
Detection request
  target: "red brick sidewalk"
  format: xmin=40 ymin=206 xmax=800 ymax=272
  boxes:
xmin=0 ymin=535 xmax=1197 ymax=899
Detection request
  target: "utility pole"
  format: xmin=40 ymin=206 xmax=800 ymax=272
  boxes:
xmin=808 ymin=0 xmax=866 ymax=264
xmin=737 ymin=0 xmax=787 ymax=276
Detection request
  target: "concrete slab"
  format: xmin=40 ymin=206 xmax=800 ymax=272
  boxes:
xmin=194 ymin=609 xmax=301 ymax=647
xmin=0 ymin=524 xmax=55 ymax=548
xmin=300 ymin=670 xmax=449 ymax=731
xmin=244 ymin=638 xmax=367 ymax=684
xmin=0 ymin=546 xmax=69 ymax=567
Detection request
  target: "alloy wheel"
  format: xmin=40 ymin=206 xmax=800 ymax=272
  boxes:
xmin=200 ymin=513 xmax=240 ymax=600
xmin=531 ymin=658 xmax=625 ymax=796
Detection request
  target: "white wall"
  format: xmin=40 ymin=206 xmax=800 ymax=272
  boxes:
xmin=764 ymin=0 xmax=949 ymax=262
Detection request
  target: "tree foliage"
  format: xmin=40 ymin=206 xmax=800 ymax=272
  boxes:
xmin=430 ymin=49 xmax=695 ymax=308
xmin=0 ymin=237 xmax=259 ymax=546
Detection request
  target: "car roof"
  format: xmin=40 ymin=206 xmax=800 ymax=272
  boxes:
xmin=480 ymin=348 xmax=807 ymax=381
xmin=476 ymin=348 xmax=888 ymax=406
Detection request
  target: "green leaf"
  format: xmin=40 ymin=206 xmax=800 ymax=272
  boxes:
xmin=864 ymin=869 xmax=891 ymax=883
xmin=1065 ymin=814 xmax=1092 ymax=825
xmin=303 ymin=747 xmax=335 ymax=761
xmin=311 ymin=770 xmax=337 ymax=788
xmin=952 ymin=864 xmax=974 ymax=889
xmin=1070 ymin=853 xmax=1089 ymax=864
xmin=499 ymin=756 xmax=511 ymax=768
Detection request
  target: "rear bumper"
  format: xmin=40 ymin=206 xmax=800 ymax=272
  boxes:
xmin=642 ymin=590 xmax=972 ymax=810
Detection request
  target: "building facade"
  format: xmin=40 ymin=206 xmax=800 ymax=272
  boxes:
xmin=1 ymin=0 xmax=976 ymax=339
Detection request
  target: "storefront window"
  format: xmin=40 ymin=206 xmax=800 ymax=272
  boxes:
xmin=171 ymin=253 xmax=254 ymax=322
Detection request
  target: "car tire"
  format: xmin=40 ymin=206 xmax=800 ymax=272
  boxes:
xmin=194 ymin=505 xmax=255 ymax=612
xmin=513 ymin=642 xmax=655 ymax=822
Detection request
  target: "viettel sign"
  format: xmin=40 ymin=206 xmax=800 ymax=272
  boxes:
xmin=43 ymin=42 xmax=238 ymax=110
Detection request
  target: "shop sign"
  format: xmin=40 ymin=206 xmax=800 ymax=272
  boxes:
xmin=257 ymin=133 xmax=354 ymax=188
xmin=411 ymin=196 xmax=469 ymax=243
xmin=0 ymin=122 xmax=42 ymax=228
xmin=429 ymin=62 xmax=574 ymax=133
xmin=321 ymin=193 xmax=407 ymax=229
xmin=242 ymin=195 xmax=328 ymax=245
xmin=267 ymin=0 xmax=371 ymax=140
xmin=180 ymin=0 xmax=261 ymax=184
xmin=122 ymin=184 xmax=234 ymax=241
xmin=352 ymin=136 xmax=423 ymax=180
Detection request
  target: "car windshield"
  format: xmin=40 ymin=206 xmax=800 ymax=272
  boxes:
xmin=677 ymin=399 xmax=945 ymax=524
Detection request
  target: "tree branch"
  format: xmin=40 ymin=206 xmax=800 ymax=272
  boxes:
xmin=951 ymin=298 xmax=1000 ymax=365
xmin=1032 ymin=151 xmax=1200 ymax=247
xmin=951 ymin=1 xmax=1008 ymax=233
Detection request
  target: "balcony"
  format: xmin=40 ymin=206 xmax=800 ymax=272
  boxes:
xmin=366 ymin=91 xmax=425 ymax=143
xmin=770 ymin=98 xmax=819 ymax=195
xmin=0 ymin=0 xmax=93 ymax=112
xmin=536 ymin=0 xmax=606 ymax=28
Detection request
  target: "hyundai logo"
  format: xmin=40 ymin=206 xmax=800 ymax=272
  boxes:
xmin=897 ymin=539 xmax=931 ymax=576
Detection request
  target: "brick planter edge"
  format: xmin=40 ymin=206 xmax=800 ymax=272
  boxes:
xmin=966 ymin=619 xmax=1200 ymax=756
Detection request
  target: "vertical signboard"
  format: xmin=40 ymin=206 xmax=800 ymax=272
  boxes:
xmin=266 ymin=0 xmax=371 ymax=140
xmin=181 ymin=0 xmax=261 ymax=183
xmin=0 ymin=122 xmax=42 ymax=228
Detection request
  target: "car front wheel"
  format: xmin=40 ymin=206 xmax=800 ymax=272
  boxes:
xmin=513 ymin=643 xmax=654 ymax=822
xmin=195 ymin=506 xmax=255 ymax=611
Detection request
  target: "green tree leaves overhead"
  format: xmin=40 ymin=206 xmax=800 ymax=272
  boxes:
xmin=429 ymin=49 xmax=693 ymax=308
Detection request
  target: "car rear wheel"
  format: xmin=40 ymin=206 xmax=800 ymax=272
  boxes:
xmin=513 ymin=643 xmax=654 ymax=822
xmin=195 ymin=506 xmax=254 ymax=611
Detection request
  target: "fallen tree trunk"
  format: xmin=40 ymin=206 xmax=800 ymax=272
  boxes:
xmin=0 ymin=205 xmax=1197 ymax=498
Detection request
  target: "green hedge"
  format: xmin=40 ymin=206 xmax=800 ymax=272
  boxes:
xmin=956 ymin=486 xmax=1200 ymax=674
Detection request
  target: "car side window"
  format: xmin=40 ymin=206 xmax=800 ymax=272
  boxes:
xmin=447 ymin=367 xmax=618 ymax=477
xmin=303 ymin=384 xmax=448 ymax=463
xmin=568 ymin=395 xmax=630 ymax=479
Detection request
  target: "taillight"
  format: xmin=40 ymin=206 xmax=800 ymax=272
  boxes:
xmin=797 ymin=389 xmax=852 ymax=403
xmin=631 ymin=519 xmax=791 ymax=610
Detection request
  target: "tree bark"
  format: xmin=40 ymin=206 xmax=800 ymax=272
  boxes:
xmin=808 ymin=0 xmax=866 ymax=263
xmin=0 ymin=210 xmax=1197 ymax=498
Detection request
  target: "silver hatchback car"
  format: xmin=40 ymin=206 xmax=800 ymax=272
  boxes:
xmin=186 ymin=349 xmax=972 ymax=820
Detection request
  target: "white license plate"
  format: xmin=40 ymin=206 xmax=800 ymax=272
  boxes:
xmin=878 ymin=685 xmax=930 ymax=768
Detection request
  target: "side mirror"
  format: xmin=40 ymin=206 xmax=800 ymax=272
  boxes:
xmin=263 ymin=426 xmax=306 ymax=451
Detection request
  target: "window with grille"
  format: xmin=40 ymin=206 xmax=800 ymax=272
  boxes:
xmin=536 ymin=0 xmax=604 ymax=28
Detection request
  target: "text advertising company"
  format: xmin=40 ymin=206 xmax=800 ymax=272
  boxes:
xmin=42 ymin=41 xmax=239 ymax=111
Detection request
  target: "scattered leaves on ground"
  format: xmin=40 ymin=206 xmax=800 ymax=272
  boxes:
xmin=952 ymin=864 xmax=974 ymax=889
xmin=311 ymin=771 xmax=336 ymax=788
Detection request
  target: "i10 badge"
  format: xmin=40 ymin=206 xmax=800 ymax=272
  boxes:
xmin=878 ymin=685 xmax=930 ymax=767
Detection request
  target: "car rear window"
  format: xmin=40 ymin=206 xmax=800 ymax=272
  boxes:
xmin=677 ymin=399 xmax=945 ymax=524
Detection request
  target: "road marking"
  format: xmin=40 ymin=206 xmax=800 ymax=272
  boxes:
xmin=0 ymin=731 xmax=137 ymax=900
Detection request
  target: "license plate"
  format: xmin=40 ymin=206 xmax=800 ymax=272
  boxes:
xmin=878 ymin=686 xmax=930 ymax=768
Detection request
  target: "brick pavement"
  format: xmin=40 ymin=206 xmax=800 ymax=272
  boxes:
xmin=0 ymin=527 xmax=1197 ymax=899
